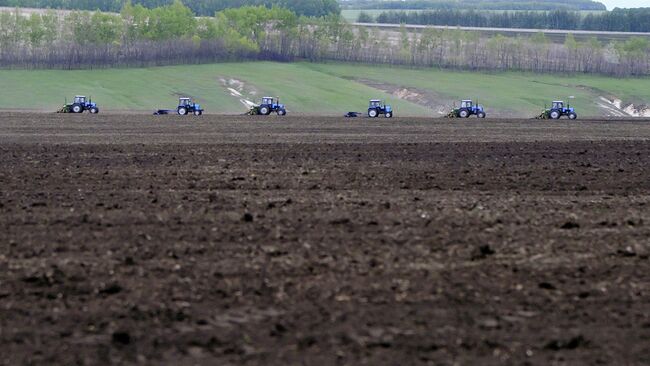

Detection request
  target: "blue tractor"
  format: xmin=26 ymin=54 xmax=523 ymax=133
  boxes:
xmin=447 ymin=99 xmax=486 ymax=118
xmin=177 ymin=97 xmax=203 ymax=116
xmin=368 ymin=99 xmax=393 ymax=118
xmin=58 ymin=95 xmax=99 ymax=114
xmin=546 ymin=100 xmax=577 ymax=120
xmin=254 ymin=97 xmax=287 ymax=116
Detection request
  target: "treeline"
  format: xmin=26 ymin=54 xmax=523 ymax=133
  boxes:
xmin=368 ymin=8 xmax=650 ymax=33
xmin=343 ymin=0 xmax=606 ymax=11
xmin=0 ymin=0 xmax=340 ymax=17
xmin=0 ymin=3 xmax=649 ymax=75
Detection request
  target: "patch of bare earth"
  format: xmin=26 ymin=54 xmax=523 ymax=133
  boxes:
xmin=219 ymin=77 xmax=259 ymax=110
xmin=0 ymin=114 xmax=649 ymax=365
xmin=598 ymin=96 xmax=650 ymax=117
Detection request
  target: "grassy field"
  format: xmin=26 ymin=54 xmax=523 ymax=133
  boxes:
xmin=0 ymin=63 xmax=431 ymax=115
xmin=307 ymin=63 xmax=650 ymax=115
xmin=1 ymin=62 xmax=648 ymax=116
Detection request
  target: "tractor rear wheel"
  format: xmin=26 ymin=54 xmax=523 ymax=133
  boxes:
xmin=550 ymin=111 xmax=561 ymax=119
xmin=368 ymin=109 xmax=378 ymax=118
xmin=89 ymin=107 xmax=99 ymax=114
xmin=178 ymin=107 xmax=188 ymax=115
xmin=568 ymin=112 xmax=577 ymax=120
xmin=260 ymin=106 xmax=270 ymax=115
xmin=459 ymin=109 xmax=469 ymax=118
xmin=477 ymin=112 xmax=486 ymax=118
xmin=72 ymin=105 xmax=82 ymax=113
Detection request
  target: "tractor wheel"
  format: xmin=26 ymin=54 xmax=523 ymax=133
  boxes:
xmin=89 ymin=107 xmax=99 ymax=114
xmin=477 ymin=112 xmax=486 ymax=118
xmin=385 ymin=112 xmax=392 ymax=118
xmin=368 ymin=109 xmax=378 ymax=118
xmin=194 ymin=110 xmax=201 ymax=116
xmin=72 ymin=105 xmax=83 ymax=113
xmin=568 ymin=112 xmax=577 ymax=120
xmin=260 ymin=106 xmax=270 ymax=115
xmin=459 ymin=109 xmax=469 ymax=118
xmin=550 ymin=110 xmax=561 ymax=119
xmin=277 ymin=109 xmax=286 ymax=116
xmin=178 ymin=107 xmax=188 ymax=115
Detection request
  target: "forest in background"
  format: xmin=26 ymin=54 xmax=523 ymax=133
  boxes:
xmin=0 ymin=2 xmax=648 ymax=75
xmin=341 ymin=0 xmax=606 ymax=11
xmin=361 ymin=8 xmax=650 ymax=32
xmin=0 ymin=0 xmax=340 ymax=17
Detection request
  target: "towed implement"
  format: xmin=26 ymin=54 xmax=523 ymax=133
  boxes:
xmin=154 ymin=97 xmax=203 ymax=115
xmin=446 ymin=100 xmax=485 ymax=118
xmin=536 ymin=100 xmax=577 ymax=120
xmin=57 ymin=95 xmax=99 ymax=114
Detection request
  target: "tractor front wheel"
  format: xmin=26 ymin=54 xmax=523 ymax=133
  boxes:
xmin=194 ymin=110 xmax=202 ymax=116
xmin=477 ymin=112 xmax=486 ymax=118
xmin=89 ymin=107 xmax=99 ymax=114
xmin=550 ymin=111 xmax=561 ymax=119
xmin=368 ymin=109 xmax=378 ymax=118
xmin=277 ymin=109 xmax=286 ymax=116
xmin=178 ymin=107 xmax=188 ymax=115
xmin=385 ymin=112 xmax=392 ymax=118
xmin=568 ymin=112 xmax=577 ymax=120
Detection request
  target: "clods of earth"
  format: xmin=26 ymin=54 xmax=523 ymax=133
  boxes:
xmin=0 ymin=114 xmax=649 ymax=365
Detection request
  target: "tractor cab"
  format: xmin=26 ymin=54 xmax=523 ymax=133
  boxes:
xmin=74 ymin=96 xmax=87 ymax=104
xmin=179 ymin=97 xmax=193 ymax=106
xmin=552 ymin=101 xmax=564 ymax=110
xmin=369 ymin=99 xmax=382 ymax=108
xmin=262 ymin=97 xmax=276 ymax=106
xmin=461 ymin=100 xmax=473 ymax=109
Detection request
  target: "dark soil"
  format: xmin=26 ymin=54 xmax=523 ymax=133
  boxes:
xmin=1 ymin=114 xmax=649 ymax=365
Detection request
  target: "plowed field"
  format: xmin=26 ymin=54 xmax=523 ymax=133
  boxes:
xmin=1 ymin=114 xmax=649 ymax=365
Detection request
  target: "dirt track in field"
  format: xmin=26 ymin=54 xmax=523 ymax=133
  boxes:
xmin=1 ymin=113 xmax=649 ymax=365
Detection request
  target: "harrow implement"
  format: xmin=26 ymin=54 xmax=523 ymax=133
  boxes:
xmin=535 ymin=110 xmax=550 ymax=119
xmin=445 ymin=110 xmax=459 ymax=118
xmin=247 ymin=105 xmax=261 ymax=115
xmin=57 ymin=104 xmax=72 ymax=113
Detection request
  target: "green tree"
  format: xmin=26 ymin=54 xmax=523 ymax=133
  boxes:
xmin=26 ymin=13 xmax=45 ymax=47
xmin=622 ymin=37 xmax=650 ymax=58
xmin=531 ymin=32 xmax=548 ymax=46
xmin=564 ymin=33 xmax=578 ymax=51
xmin=147 ymin=0 xmax=196 ymax=40
xmin=40 ymin=10 xmax=58 ymax=45
xmin=357 ymin=12 xmax=373 ymax=23
xmin=90 ymin=12 xmax=123 ymax=44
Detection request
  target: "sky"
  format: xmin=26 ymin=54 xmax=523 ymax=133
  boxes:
xmin=599 ymin=0 xmax=650 ymax=9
